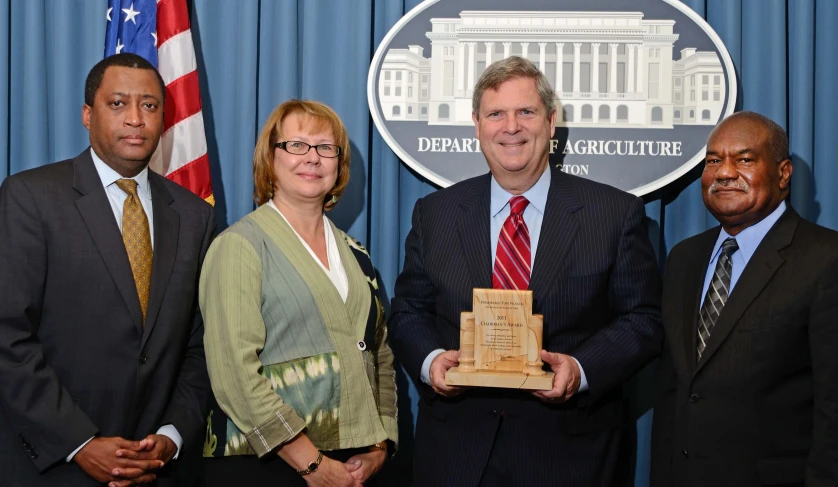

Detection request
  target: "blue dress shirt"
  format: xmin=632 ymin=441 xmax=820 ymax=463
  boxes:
xmin=91 ymin=148 xmax=155 ymax=248
xmin=701 ymin=201 xmax=787 ymax=303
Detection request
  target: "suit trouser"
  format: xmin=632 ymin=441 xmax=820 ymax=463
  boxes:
xmin=478 ymin=410 xmax=626 ymax=487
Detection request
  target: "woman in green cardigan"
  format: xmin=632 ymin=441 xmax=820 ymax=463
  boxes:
xmin=200 ymin=100 xmax=397 ymax=486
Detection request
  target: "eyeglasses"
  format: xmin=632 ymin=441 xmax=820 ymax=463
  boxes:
xmin=275 ymin=141 xmax=341 ymax=158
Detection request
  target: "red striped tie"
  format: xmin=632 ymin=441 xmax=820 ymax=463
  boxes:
xmin=493 ymin=196 xmax=531 ymax=290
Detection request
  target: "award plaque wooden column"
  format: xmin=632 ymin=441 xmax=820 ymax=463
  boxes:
xmin=445 ymin=289 xmax=554 ymax=390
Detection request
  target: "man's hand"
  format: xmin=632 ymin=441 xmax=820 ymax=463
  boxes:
xmin=116 ymin=434 xmax=177 ymax=463
xmin=109 ymin=434 xmax=177 ymax=487
xmin=429 ymin=350 xmax=467 ymax=397
xmin=73 ymin=437 xmax=163 ymax=486
xmin=344 ymin=449 xmax=387 ymax=484
xmin=533 ymin=350 xmax=582 ymax=403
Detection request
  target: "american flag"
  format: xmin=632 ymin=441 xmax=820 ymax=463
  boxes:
xmin=105 ymin=0 xmax=214 ymax=205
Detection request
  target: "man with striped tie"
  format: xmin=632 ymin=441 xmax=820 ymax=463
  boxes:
xmin=0 ymin=53 xmax=215 ymax=486
xmin=389 ymin=56 xmax=663 ymax=487
xmin=651 ymin=112 xmax=838 ymax=486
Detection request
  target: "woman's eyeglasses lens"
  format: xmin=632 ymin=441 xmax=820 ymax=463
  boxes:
xmin=277 ymin=141 xmax=340 ymax=158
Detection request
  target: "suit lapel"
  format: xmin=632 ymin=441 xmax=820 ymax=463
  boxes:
xmin=529 ymin=169 xmax=581 ymax=299
xmin=142 ymin=173 xmax=178 ymax=349
xmin=73 ymin=150 xmax=144 ymax=332
xmin=456 ymin=174 xmax=493 ymax=289
xmin=676 ymin=230 xmax=717 ymax=376
xmin=693 ymin=209 xmax=798 ymax=376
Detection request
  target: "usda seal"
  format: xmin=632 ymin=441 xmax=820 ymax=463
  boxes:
xmin=368 ymin=0 xmax=737 ymax=195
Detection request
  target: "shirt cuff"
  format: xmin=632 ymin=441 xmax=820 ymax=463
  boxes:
xmin=156 ymin=424 xmax=182 ymax=460
xmin=572 ymin=356 xmax=589 ymax=392
xmin=67 ymin=437 xmax=95 ymax=462
xmin=420 ymin=349 xmax=446 ymax=385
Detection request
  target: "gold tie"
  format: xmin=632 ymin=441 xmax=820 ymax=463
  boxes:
xmin=116 ymin=179 xmax=153 ymax=323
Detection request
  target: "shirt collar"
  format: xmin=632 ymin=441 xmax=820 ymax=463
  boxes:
xmin=710 ymin=200 xmax=787 ymax=263
xmin=490 ymin=166 xmax=551 ymax=218
xmin=90 ymin=148 xmax=151 ymax=199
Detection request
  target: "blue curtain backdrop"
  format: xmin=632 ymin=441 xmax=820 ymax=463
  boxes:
xmin=1 ymin=0 xmax=836 ymax=485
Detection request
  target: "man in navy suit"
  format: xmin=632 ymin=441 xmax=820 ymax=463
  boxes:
xmin=389 ymin=56 xmax=663 ymax=487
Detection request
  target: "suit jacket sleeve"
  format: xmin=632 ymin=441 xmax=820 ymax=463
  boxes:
xmin=389 ymin=197 xmax=447 ymax=395
xmin=571 ymin=196 xmax=663 ymax=403
xmin=160 ymin=206 xmax=216 ymax=453
xmin=806 ymin=257 xmax=838 ymax=485
xmin=0 ymin=176 xmax=99 ymax=471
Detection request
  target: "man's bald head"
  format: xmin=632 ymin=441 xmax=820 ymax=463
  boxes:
xmin=709 ymin=111 xmax=789 ymax=164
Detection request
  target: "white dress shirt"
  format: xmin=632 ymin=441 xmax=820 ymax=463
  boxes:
xmin=267 ymin=199 xmax=349 ymax=302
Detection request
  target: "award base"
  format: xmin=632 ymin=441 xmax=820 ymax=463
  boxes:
xmin=445 ymin=289 xmax=554 ymax=392
xmin=446 ymin=367 xmax=554 ymax=390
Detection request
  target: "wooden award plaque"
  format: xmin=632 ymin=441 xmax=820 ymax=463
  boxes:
xmin=445 ymin=289 xmax=554 ymax=390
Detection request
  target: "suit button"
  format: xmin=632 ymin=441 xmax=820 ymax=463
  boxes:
xmin=682 ymin=449 xmax=689 ymax=458
xmin=689 ymin=393 xmax=700 ymax=403
xmin=139 ymin=355 xmax=147 ymax=364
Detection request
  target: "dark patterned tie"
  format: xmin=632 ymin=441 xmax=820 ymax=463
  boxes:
xmin=492 ymin=196 xmax=531 ymax=290
xmin=116 ymin=179 xmax=153 ymax=323
xmin=697 ymin=237 xmax=739 ymax=360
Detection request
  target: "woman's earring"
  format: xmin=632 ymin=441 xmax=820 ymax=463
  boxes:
xmin=331 ymin=194 xmax=338 ymax=204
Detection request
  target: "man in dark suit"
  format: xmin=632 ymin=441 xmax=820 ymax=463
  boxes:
xmin=0 ymin=53 xmax=215 ymax=486
xmin=389 ymin=56 xmax=663 ymax=487
xmin=650 ymin=111 xmax=838 ymax=486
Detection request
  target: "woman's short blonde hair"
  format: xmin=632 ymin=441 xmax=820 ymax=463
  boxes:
xmin=253 ymin=99 xmax=351 ymax=210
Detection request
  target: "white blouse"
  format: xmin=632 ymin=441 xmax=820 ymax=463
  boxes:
xmin=267 ymin=200 xmax=349 ymax=302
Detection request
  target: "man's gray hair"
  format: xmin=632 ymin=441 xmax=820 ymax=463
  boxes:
xmin=472 ymin=56 xmax=556 ymax=118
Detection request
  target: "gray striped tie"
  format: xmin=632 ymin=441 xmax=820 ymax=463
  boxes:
xmin=697 ymin=238 xmax=739 ymax=360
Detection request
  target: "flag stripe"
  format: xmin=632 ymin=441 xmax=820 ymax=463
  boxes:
xmin=167 ymin=154 xmax=213 ymax=199
xmin=157 ymin=31 xmax=196 ymax=85
xmin=151 ymin=112 xmax=208 ymax=174
xmin=156 ymin=0 xmax=190 ymax=46
xmin=164 ymin=70 xmax=202 ymax=130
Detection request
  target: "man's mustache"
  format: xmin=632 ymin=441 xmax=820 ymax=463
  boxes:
xmin=709 ymin=179 xmax=749 ymax=192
